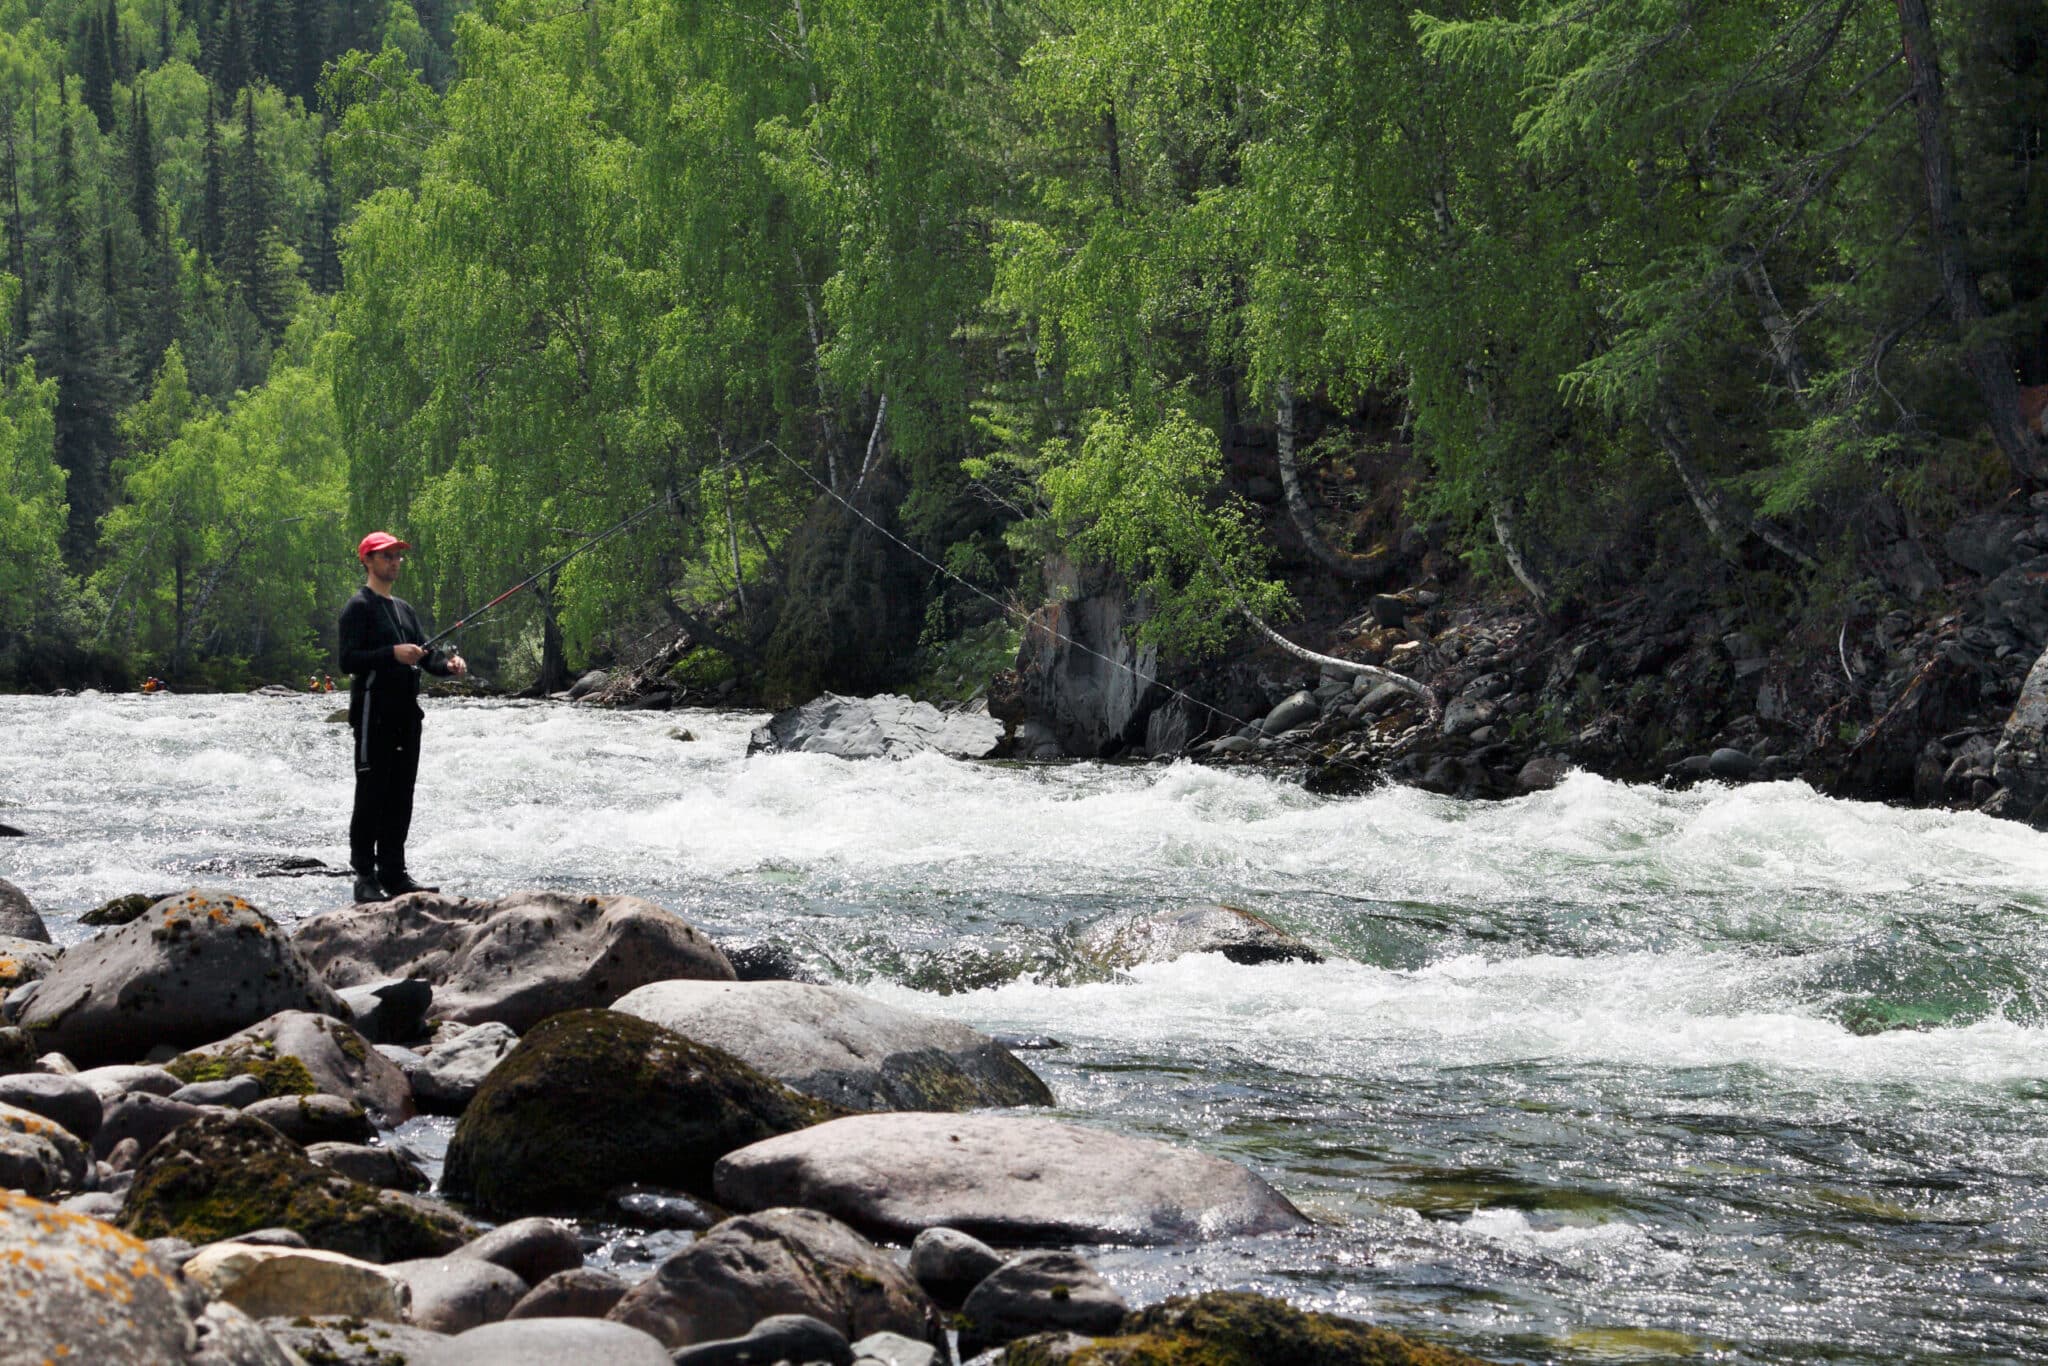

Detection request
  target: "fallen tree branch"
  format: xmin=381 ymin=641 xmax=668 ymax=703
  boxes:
xmin=1237 ymin=606 xmax=1441 ymax=723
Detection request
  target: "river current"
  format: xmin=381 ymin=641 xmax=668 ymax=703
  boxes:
xmin=2 ymin=692 xmax=2045 ymax=1364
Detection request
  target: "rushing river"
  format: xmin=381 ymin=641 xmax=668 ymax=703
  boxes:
xmin=3 ymin=692 xmax=2046 ymax=1364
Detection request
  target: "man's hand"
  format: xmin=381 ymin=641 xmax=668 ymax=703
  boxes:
xmin=393 ymin=643 xmax=427 ymax=666
xmin=447 ymin=654 xmax=469 ymax=677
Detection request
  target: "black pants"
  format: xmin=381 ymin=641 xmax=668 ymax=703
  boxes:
xmin=350 ymin=721 xmax=421 ymax=878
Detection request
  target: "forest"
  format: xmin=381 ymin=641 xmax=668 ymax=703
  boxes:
xmin=0 ymin=0 xmax=2042 ymax=709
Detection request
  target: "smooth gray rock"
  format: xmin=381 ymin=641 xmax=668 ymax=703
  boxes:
xmin=0 ymin=1071 xmax=103 ymax=1140
xmin=0 ymin=878 xmax=50 ymax=943
xmin=338 ymin=978 xmax=435 ymax=1044
xmin=306 ymin=1141 xmax=429 ymax=1192
xmin=1707 ymin=747 xmax=1757 ymax=780
xmin=93 ymin=1092 xmax=213 ymax=1161
xmin=14 ymin=890 xmax=348 ymax=1066
xmin=172 ymin=1075 xmax=266 ymax=1109
xmin=264 ymin=1315 xmax=451 ymax=1364
xmin=393 ymin=1254 xmax=529 ymax=1334
xmin=714 ymin=1113 xmax=1310 ymax=1246
xmin=413 ymin=1022 xmax=518 ymax=1113
xmin=606 ymin=1207 xmax=941 ymax=1350
xmin=908 ymin=1226 xmax=1001 ymax=1309
xmin=610 ymin=979 xmax=1052 ymax=1113
xmin=957 ymin=1251 xmax=1128 ymax=1358
xmin=851 ymin=1330 xmax=941 ymax=1366
xmin=670 ymin=1314 xmax=853 ymax=1366
xmin=243 ymin=1093 xmax=374 ymax=1145
xmin=568 ymin=668 xmax=610 ymax=699
xmin=1260 ymin=690 xmax=1319 ymax=736
xmin=748 ymin=693 xmax=1003 ymax=761
xmin=454 ymin=1217 xmax=584 ymax=1285
xmin=1083 ymin=904 xmax=1322 ymax=968
xmin=174 ymin=1010 xmax=415 ymax=1123
xmin=293 ymin=890 xmax=735 ymax=1032
xmin=0 ymin=1189 xmax=201 ymax=1362
xmin=1516 ymin=755 xmax=1572 ymax=791
xmin=506 ymin=1267 xmax=629 ymax=1321
xmin=416 ymin=1318 xmax=672 ymax=1366
xmin=74 ymin=1064 xmax=184 ymax=1101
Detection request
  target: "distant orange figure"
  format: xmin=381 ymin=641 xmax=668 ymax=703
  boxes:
xmin=308 ymin=675 xmax=321 ymax=692
xmin=322 ymin=675 xmax=336 ymax=693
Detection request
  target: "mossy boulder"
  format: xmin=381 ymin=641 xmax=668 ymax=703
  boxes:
xmin=169 ymin=1010 xmax=414 ymax=1122
xmin=442 ymin=1008 xmax=833 ymax=1217
xmin=16 ymin=890 xmax=349 ymax=1066
xmin=165 ymin=1047 xmax=318 ymax=1099
xmin=997 ymin=1291 xmax=1494 ymax=1366
xmin=80 ymin=892 xmax=167 ymax=927
xmin=122 ymin=1112 xmax=471 ymax=1262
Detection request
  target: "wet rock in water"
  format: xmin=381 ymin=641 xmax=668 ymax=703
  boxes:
xmin=172 ymin=1075 xmax=266 ymax=1108
xmin=122 ymin=1112 xmax=472 ymax=1261
xmin=307 ymin=1141 xmax=429 ymax=1192
xmin=16 ymin=890 xmax=348 ymax=1067
xmin=1083 ymin=904 xmax=1324 ymax=969
xmin=507 ymin=1267 xmax=630 ymax=1320
xmin=412 ymin=1021 xmax=519 ymax=1113
xmin=337 ymin=977 xmax=435 ymax=1045
xmin=0 ymin=1071 xmax=102 ymax=1141
xmin=392 ymin=1253 xmax=529 ymax=1333
xmin=0 ymin=1190 xmax=206 ymax=1362
xmin=568 ymin=669 xmax=609 ymax=699
xmin=243 ymin=1093 xmax=375 ymax=1146
xmin=611 ymin=1184 xmax=722 ymax=1230
xmin=441 ymin=1009 xmax=830 ymax=1216
xmin=415 ymin=1317 xmax=674 ymax=1365
xmin=669 ymin=1313 xmax=854 ymax=1366
xmin=80 ymin=891 xmax=177 ymax=926
xmin=292 ymin=890 xmax=735 ymax=1032
xmin=454 ymin=1216 xmax=585 ymax=1286
xmin=715 ymin=1112 xmax=1310 ymax=1246
xmin=0 ymin=878 xmax=50 ymax=942
xmin=183 ymin=1239 xmax=411 ymax=1320
xmin=263 ymin=1316 xmax=450 ymax=1364
xmin=957 ymin=1251 xmax=1128 ymax=1358
xmin=1516 ymin=754 xmax=1573 ymax=792
xmin=610 ymin=979 xmax=1053 ymax=1112
xmin=1003 ymin=1289 xmax=1495 ymax=1366
xmin=748 ymin=692 xmax=1003 ymax=760
xmin=719 ymin=940 xmax=817 ymax=983
xmin=607 ymin=1207 xmax=941 ymax=1350
xmin=0 ymin=823 xmax=23 ymax=837
xmin=909 ymin=1225 xmax=1003 ymax=1309
xmin=1707 ymin=747 xmax=1758 ymax=780
xmin=170 ymin=1010 xmax=414 ymax=1122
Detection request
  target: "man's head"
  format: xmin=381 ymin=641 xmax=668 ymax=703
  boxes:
xmin=358 ymin=531 xmax=410 ymax=591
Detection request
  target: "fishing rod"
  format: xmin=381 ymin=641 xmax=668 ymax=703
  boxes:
xmin=419 ymin=490 xmax=678 ymax=652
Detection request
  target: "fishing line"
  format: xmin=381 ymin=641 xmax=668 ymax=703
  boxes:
xmin=758 ymin=440 xmax=1387 ymax=771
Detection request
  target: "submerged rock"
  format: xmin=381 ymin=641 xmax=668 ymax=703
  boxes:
xmin=292 ymin=890 xmax=735 ymax=1032
xmin=1083 ymin=904 xmax=1324 ymax=969
xmin=714 ymin=1113 xmax=1310 ymax=1246
xmin=16 ymin=890 xmax=348 ymax=1067
xmin=995 ymin=1289 xmax=1492 ymax=1365
xmin=607 ymin=1207 xmax=941 ymax=1350
xmin=441 ymin=1009 xmax=831 ymax=1216
xmin=748 ymin=692 xmax=1004 ymax=761
xmin=610 ymin=979 xmax=1053 ymax=1112
xmin=122 ymin=1112 xmax=472 ymax=1261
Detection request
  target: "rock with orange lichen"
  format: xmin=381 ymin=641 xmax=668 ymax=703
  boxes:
xmin=0 ymin=1099 xmax=91 ymax=1189
xmin=0 ymin=1187 xmax=200 ymax=1360
xmin=15 ymin=890 xmax=349 ymax=1067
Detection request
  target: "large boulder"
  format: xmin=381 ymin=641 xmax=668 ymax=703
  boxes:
xmin=392 ymin=1254 xmax=529 ymax=1334
xmin=747 ymin=693 xmax=1003 ymax=760
xmin=715 ymin=1113 xmax=1310 ymax=1246
xmin=15 ymin=890 xmax=347 ymax=1066
xmin=1992 ymin=641 xmax=2048 ymax=823
xmin=995 ymin=1290 xmax=1493 ymax=1366
xmin=0 ymin=1071 xmax=103 ymax=1141
xmin=169 ymin=1010 xmax=414 ymax=1122
xmin=1000 ymin=558 xmax=1158 ymax=758
xmin=0 ymin=936 xmax=59 ymax=995
xmin=415 ymin=1318 xmax=673 ymax=1365
xmin=0 ymin=1190 xmax=196 ymax=1361
xmin=122 ymin=1112 xmax=472 ymax=1261
xmin=0 ymin=877 xmax=50 ymax=943
xmin=183 ymin=1240 xmax=412 ymax=1321
xmin=957 ymin=1251 xmax=1128 ymax=1358
xmin=1082 ymin=904 xmax=1324 ymax=968
xmin=292 ymin=890 xmax=735 ymax=1031
xmin=411 ymin=1021 xmax=519 ymax=1113
xmin=441 ymin=1009 xmax=831 ymax=1216
xmin=607 ymin=1207 xmax=942 ymax=1350
xmin=610 ymin=980 xmax=1053 ymax=1112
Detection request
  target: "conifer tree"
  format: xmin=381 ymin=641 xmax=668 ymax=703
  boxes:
xmin=0 ymin=110 xmax=27 ymax=350
xmin=80 ymin=13 xmax=115 ymax=133
xmin=129 ymin=89 xmax=158 ymax=248
xmin=200 ymin=87 xmax=224 ymax=263
xmin=214 ymin=0 xmax=250 ymax=95
xmin=225 ymin=87 xmax=283 ymax=333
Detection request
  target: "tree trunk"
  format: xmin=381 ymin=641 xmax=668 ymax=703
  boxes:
xmin=1490 ymin=499 xmax=1553 ymax=612
xmin=1894 ymin=0 xmax=2047 ymax=480
xmin=1273 ymin=377 xmax=1383 ymax=583
xmin=1238 ymin=606 xmax=1439 ymax=722
xmin=1655 ymin=407 xmax=1819 ymax=569
xmin=537 ymin=574 xmax=569 ymax=694
xmin=1741 ymin=259 xmax=1811 ymax=410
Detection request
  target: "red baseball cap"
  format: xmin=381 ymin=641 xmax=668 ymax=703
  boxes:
xmin=357 ymin=531 xmax=411 ymax=562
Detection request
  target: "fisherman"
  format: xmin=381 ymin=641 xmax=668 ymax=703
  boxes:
xmin=339 ymin=531 xmax=467 ymax=904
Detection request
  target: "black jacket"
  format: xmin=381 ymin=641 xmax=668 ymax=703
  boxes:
xmin=338 ymin=586 xmax=451 ymax=739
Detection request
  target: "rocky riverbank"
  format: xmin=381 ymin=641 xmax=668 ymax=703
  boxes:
xmin=0 ymin=880 xmax=1483 ymax=1365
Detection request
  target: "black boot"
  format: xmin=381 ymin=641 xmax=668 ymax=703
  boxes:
xmin=352 ymin=874 xmax=385 ymax=904
xmin=380 ymin=870 xmax=438 ymax=896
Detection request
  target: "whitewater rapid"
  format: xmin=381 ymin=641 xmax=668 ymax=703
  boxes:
xmin=2 ymin=692 xmax=2044 ymax=1364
